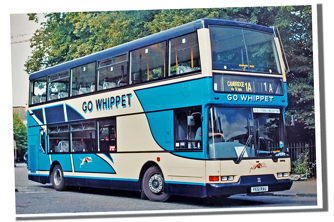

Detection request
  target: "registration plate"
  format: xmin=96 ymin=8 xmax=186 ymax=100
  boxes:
xmin=251 ymin=186 xmax=269 ymax=193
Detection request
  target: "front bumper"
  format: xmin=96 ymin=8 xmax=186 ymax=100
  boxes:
xmin=206 ymin=174 xmax=293 ymax=197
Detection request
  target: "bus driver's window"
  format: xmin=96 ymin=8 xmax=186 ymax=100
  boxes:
xmin=174 ymin=106 xmax=202 ymax=150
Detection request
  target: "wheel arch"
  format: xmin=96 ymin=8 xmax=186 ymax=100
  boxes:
xmin=139 ymin=161 xmax=162 ymax=191
xmin=49 ymin=160 xmax=61 ymax=180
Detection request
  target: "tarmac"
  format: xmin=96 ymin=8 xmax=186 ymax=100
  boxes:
xmin=15 ymin=163 xmax=317 ymax=196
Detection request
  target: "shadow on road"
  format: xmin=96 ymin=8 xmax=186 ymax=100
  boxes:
xmin=62 ymin=186 xmax=267 ymax=207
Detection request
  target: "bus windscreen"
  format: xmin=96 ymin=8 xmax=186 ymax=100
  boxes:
xmin=210 ymin=26 xmax=282 ymax=74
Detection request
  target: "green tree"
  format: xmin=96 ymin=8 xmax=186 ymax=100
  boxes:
xmin=25 ymin=13 xmax=76 ymax=73
xmin=25 ymin=10 xmax=160 ymax=73
xmin=13 ymin=112 xmax=27 ymax=161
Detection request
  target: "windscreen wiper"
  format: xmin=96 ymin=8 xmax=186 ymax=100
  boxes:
xmin=234 ymin=135 xmax=253 ymax=164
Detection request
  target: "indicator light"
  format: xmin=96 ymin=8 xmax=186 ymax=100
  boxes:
xmin=209 ymin=176 xmax=219 ymax=181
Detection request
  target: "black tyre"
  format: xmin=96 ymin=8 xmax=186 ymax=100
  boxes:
xmin=51 ymin=164 xmax=66 ymax=191
xmin=142 ymin=166 xmax=170 ymax=202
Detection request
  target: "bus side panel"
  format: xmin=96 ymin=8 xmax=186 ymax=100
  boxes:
xmin=27 ymin=113 xmax=39 ymax=173
xmin=117 ymin=114 xmax=163 ymax=152
xmin=28 ymin=136 xmax=38 ymax=173
xmin=50 ymin=154 xmax=72 ymax=172
xmin=134 ymin=78 xmax=210 ymax=113
xmin=146 ymin=110 xmax=174 ymax=151
xmin=164 ymin=182 xmax=207 ymax=198
xmin=161 ymin=154 xmax=206 ymax=197
xmin=27 ymin=110 xmax=51 ymax=172
xmin=72 ymin=153 xmax=116 ymax=174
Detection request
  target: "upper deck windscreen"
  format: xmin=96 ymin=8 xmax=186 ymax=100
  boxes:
xmin=210 ymin=25 xmax=281 ymax=74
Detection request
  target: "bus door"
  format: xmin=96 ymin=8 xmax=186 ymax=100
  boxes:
xmin=38 ymin=129 xmax=49 ymax=170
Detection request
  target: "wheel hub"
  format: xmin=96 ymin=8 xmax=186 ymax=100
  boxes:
xmin=148 ymin=174 xmax=163 ymax=194
xmin=54 ymin=169 xmax=62 ymax=186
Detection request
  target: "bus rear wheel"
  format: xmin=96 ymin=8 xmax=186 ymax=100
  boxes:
xmin=142 ymin=166 xmax=170 ymax=202
xmin=51 ymin=164 xmax=66 ymax=191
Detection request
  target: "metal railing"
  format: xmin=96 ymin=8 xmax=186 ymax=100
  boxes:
xmin=268 ymin=142 xmax=316 ymax=178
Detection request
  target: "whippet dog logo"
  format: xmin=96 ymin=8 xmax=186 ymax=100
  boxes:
xmin=249 ymin=162 xmax=266 ymax=173
xmin=80 ymin=157 xmax=93 ymax=168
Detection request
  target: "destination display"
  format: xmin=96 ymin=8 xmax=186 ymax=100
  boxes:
xmin=213 ymin=74 xmax=284 ymax=95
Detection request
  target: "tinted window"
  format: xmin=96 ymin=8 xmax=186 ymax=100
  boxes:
xmin=30 ymin=76 xmax=47 ymax=105
xmin=130 ymin=42 xmax=166 ymax=84
xmin=98 ymin=54 xmax=128 ymax=90
xmin=210 ymin=26 xmax=281 ymax=74
xmin=71 ymin=62 xmax=96 ymax=96
xmin=169 ymin=33 xmax=201 ymax=76
xmin=47 ymin=71 xmax=70 ymax=101
xmin=174 ymin=106 xmax=202 ymax=150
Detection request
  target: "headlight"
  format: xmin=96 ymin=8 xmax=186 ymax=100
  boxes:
xmin=222 ymin=175 xmax=234 ymax=181
xmin=277 ymin=172 xmax=289 ymax=178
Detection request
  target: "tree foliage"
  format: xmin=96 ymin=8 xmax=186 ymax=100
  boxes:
xmin=13 ymin=112 xmax=27 ymax=160
xmin=25 ymin=6 xmax=314 ymax=138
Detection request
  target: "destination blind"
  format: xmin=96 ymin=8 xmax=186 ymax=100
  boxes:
xmin=213 ymin=74 xmax=284 ymax=95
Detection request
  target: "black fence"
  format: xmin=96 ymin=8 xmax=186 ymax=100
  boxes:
xmin=268 ymin=141 xmax=316 ymax=178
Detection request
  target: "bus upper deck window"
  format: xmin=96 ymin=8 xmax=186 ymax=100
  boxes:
xmin=210 ymin=26 xmax=281 ymax=74
xmin=130 ymin=42 xmax=166 ymax=84
xmin=97 ymin=54 xmax=128 ymax=91
xmin=47 ymin=71 xmax=70 ymax=101
xmin=71 ymin=62 xmax=96 ymax=96
xmin=169 ymin=33 xmax=201 ymax=76
xmin=30 ymin=77 xmax=47 ymax=105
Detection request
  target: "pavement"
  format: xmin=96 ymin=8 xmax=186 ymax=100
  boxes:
xmin=272 ymin=180 xmax=317 ymax=196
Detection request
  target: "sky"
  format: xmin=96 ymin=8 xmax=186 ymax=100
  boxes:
xmin=11 ymin=13 xmax=46 ymax=107
xmin=3 ymin=1 xmax=334 ymax=222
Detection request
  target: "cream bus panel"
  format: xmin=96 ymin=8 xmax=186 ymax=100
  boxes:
xmin=67 ymin=88 xmax=143 ymax=119
xmin=198 ymin=28 xmax=212 ymax=77
xmin=107 ymin=152 xmax=205 ymax=183
xmin=206 ymin=158 xmax=291 ymax=183
xmin=161 ymin=154 xmax=205 ymax=184
xmin=117 ymin=114 xmax=162 ymax=152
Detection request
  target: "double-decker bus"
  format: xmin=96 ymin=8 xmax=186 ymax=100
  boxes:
xmin=27 ymin=19 xmax=292 ymax=202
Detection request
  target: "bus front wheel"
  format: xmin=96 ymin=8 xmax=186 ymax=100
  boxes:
xmin=142 ymin=166 xmax=170 ymax=202
xmin=51 ymin=164 xmax=66 ymax=191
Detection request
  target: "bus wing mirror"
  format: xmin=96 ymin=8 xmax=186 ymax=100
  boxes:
xmin=187 ymin=116 xmax=195 ymax=126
